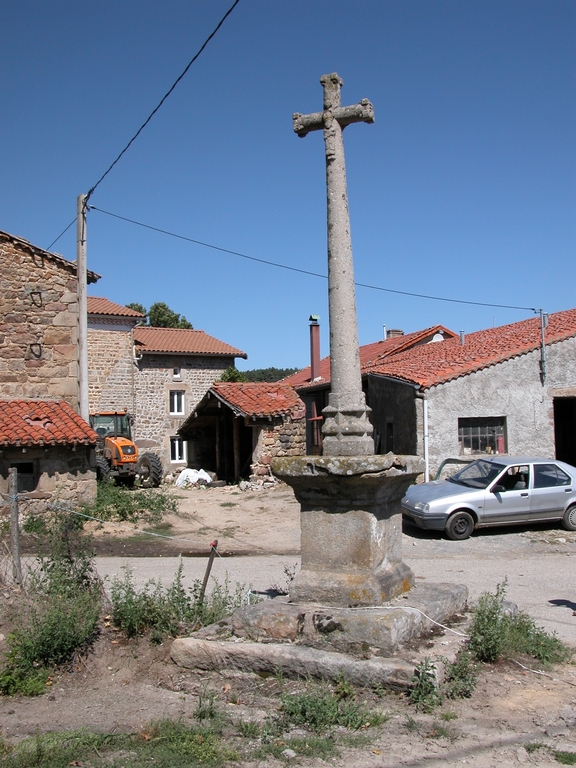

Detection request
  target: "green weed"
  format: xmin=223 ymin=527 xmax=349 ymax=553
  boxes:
xmin=194 ymin=687 xmax=220 ymax=721
xmin=235 ymin=719 xmax=260 ymax=738
xmin=442 ymin=649 xmax=478 ymax=699
xmin=84 ymin=481 xmax=178 ymax=524
xmin=469 ymin=580 xmax=571 ymax=665
xmin=556 ymin=751 xmax=576 ymax=765
xmin=276 ymin=682 xmax=383 ymax=733
xmin=109 ymin=562 xmax=255 ymax=641
xmin=0 ymin=721 xmax=234 ymax=767
xmin=525 ymin=741 xmax=546 ymax=753
xmin=409 ymin=657 xmax=443 ymax=711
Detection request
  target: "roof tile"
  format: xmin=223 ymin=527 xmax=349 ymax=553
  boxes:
xmin=134 ymin=327 xmax=247 ymax=358
xmin=87 ymin=297 xmax=145 ymax=318
xmin=0 ymin=400 xmax=98 ymax=447
xmin=210 ymin=382 xmax=304 ymax=418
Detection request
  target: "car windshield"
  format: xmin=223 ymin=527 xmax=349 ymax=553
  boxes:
xmin=448 ymin=459 xmax=505 ymax=489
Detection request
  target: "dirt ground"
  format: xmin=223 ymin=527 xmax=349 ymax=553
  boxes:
xmin=1 ymin=482 xmax=576 ymax=766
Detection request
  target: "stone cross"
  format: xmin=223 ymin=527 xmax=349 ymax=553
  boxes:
xmin=293 ymin=73 xmax=374 ymax=456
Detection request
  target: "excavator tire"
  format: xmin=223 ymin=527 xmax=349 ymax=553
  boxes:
xmin=137 ymin=453 xmax=163 ymax=488
xmin=96 ymin=455 xmax=112 ymax=483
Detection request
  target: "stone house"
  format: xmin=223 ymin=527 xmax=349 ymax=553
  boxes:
xmin=87 ymin=297 xmax=247 ymax=470
xmin=286 ymin=310 xmax=576 ymax=480
xmin=0 ymin=229 xmax=100 ymax=504
xmin=284 ymin=323 xmax=458 ymax=455
xmin=178 ymin=381 xmax=306 ymax=483
xmin=0 ymin=399 xmax=98 ymax=504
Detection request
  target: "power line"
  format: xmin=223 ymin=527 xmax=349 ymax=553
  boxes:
xmin=89 ymin=205 xmax=539 ymax=314
xmin=46 ymin=218 xmax=75 ymax=251
xmin=84 ymin=0 xmax=241 ymax=203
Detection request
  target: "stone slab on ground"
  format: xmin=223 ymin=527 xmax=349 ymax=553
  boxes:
xmin=170 ymin=637 xmax=416 ymax=690
xmin=229 ymin=582 xmax=468 ymax=654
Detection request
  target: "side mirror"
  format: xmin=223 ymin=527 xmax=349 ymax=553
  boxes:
xmin=492 ymin=484 xmax=505 ymax=494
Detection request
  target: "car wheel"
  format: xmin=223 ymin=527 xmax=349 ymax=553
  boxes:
xmin=562 ymin=505 xmax=576 ymax=531
xmin=445 ymin=511 xmax=475 ymax=541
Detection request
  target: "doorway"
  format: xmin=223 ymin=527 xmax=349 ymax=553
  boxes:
xmin=553 ymin=398 xmax=576 ymax=468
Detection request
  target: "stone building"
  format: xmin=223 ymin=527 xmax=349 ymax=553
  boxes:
xmin=0 ymin=229 xmax=100 ymax=503
xmin=179 ymin=381 xmax=306 ymax=483
xmin=0 ymin=229 xmax=99 ymax=407
xmin=0 ymin=399 xmax=98 ymax=504
xmin=87 ymin=297 xmax=247 ymax=471
xmin=286 ymin=310 xmax=576 ymax=480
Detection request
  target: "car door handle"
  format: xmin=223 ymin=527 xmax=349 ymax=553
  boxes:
xmin=566 ymin=488 xmax=572 ymax=493
xmin=520 ymin=492 xmax=529 ymax=497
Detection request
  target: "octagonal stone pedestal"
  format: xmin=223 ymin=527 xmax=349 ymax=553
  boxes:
xmin=271 ymin=454 xmax=424 ymax=607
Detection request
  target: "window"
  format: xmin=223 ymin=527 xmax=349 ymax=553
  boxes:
xmin=10 ymin=462 xmax=36 ymax=493
xmin=458 ymin=417 xmax=507 ymax=455
xmin=172 ymin=367 xmax=181 ymax=380
xmin=170 ymin=437 xmax=186 ymax=463
xmin=169 ymin=390 xmax=185 ymax=415
xmin=534 ymin=463 xmax=571 ymax=488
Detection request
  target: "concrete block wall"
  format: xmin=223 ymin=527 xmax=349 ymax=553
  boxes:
xmin=0 ymin=234 xmax=79 ymax=408
xmin=426 ymin=338 xmax=576 ymax=475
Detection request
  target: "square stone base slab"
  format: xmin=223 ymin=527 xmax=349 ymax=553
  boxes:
xmin=171 ymin=582 xmax=468 ymax=690
xmin=197 ymin=582 xmax=469 ymax=657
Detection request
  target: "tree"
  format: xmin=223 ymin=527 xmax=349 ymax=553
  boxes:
xmin=220 ymin=367 xmax=249 ymax=382
xmin=244 ymin=367 xmax=299 ymax=382
xmin=125 ymin=302 xmax=193 ymax=329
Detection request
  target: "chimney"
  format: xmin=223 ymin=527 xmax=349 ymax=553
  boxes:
xmin=460 ymin=330 xmax=465 ymax=345
xmin=309 ymin=315 xmax=320 ymax=380
xmin=387 ymin=328 xmax=404 ymax=339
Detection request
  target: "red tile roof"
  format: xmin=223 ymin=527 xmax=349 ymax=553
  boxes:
xmin=87 ymin=297 xmax=145 ymax=318
xmin=0 ymin=230 xmax=100 ymax=284
xmin=369 ymin=309 xmax=576 ymax=389
xmin=134 ymin=327 xmax=247 ymax=358
xmin=0 ymin=400 xmax=98 ymax=447
xmin=283 ymin=325 xmax=457 ymax=388
xmin=210 ymin=382 xmax=305 ymax=419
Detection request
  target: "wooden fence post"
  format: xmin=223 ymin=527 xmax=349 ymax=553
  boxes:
xmin=8 ymin=467 xmax=22 ymax=587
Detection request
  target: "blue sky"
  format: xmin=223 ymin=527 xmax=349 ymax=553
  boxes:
xmin=2 ymin=1 xmax=575 ymax=370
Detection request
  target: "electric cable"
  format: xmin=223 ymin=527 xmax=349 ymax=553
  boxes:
xmin=89 ymin=205 xmax=539 ymax=314
xmin=46 ymin=218 xmax=76 ymax=252
xmin=84 ymin=0 xmax=241 ymax=204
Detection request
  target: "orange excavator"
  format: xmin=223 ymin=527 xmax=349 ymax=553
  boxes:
xmin=89 ymin=410 xmax=163 ymax=488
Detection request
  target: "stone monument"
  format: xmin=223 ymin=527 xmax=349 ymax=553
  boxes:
xmin=272 ymin=73 xmax=421 ymax=606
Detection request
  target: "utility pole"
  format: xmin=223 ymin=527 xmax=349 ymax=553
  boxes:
xmin=8 ymin=468 xmax=22 ymax=587
xmin=77 ymin=193 xmax=89 ymax=421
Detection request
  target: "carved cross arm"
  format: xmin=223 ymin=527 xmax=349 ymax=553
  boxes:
xmin=293 ymin=99 xmax=374 ymax=138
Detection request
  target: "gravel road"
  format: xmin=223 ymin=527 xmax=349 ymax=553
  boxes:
xmin=94 ymin=523 xmax=576 ymax=644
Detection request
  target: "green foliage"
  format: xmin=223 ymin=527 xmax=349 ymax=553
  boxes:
xmin=243 ymin=367 xmax=299 ymax=382
xmin=85 ymin=481 xmax=178 ymax=524
xmin=276 ymin=682 xmax=383 ymax=733
xmin=442 ymin=649 xmax=478 ymax=699
xmin=109 ymin=563 xmax=253 ymax=641
xmin=125 ymin=301 xmax=147 ymax=318
xmin=468 ymin=579 xmax=510 ymax=662
xmin=409 ymin=657 xmax=443 ymax=711
xmin=556 ymin=751 xmax=576 ymax=765
xmin=505 ymin=610 xmax=571 ymax=665
xmin=1 ymin=511 xmax=101 ymax=697
xmin=0 ymin=721 xmax=234 ymax=767
xmin=194 ymin=687 xmax=219 ymax=721
xmin=469 ymin=579 xmax=571 ymax=665
xmin=220 ymin=366 xmax=249 ymax=382
xmin=148 ymin=301 xmax=193 ymax=329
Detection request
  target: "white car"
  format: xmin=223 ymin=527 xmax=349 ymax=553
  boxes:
xmin=401 ymin=456 xmax=576 ymax=540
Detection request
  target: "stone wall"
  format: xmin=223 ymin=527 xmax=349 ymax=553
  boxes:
xmin=0 ymin=233 xmax=79 ymax=408
xmin=252 ymin=413 xmax=306 ymax=481
xmin=87 ymin=326 xmax=134 ymax=413
xmin=0 ymin=445 xmax=97 ymax=507
xmin=426 ymin=338 xmax=576 ymax=476
xmin=133 ymin=354 xmax=234 ymax=467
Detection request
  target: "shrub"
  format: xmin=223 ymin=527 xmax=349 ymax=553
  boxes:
xmin=409 ymin=657 xmax=443 ymax=711
xmin=277 ymin=683 xmax=383 ymax=733
xmin=468 ymin=579 xmax=571 ymax=665
xmin=442 ymin=649 xmax=478 ymax=699
xmin=110 ymin=562 xmax=254 ymax=640
xmin=84 ymin=481 xmax=178 ymax=524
